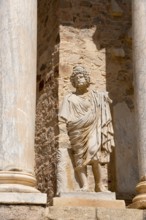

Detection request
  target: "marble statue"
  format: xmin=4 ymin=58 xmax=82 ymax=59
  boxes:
xmin=59 ymin=66 xmax=115 ymax=192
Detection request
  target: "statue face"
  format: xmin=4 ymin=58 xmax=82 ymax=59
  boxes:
xmin=74 ymin=73 xmax=87 ymax=88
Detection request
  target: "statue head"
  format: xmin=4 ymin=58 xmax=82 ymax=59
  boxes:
xmin=70 ymin=66 xmax=90 ymax=88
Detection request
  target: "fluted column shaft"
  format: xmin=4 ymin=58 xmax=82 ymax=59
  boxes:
xmin=133 ymin=0 xmax=146 ymax=180
xmin=0 ymin=0 xmax=38 ymax=192
xmin=131 ymin=0 xmax=146 ymax=208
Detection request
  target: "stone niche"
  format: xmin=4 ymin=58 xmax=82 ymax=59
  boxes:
xmin=57 ymin=27 xmax=109 ymax=193
xmin=56 ymin=0 xmax=138 ymax=202
xmin=35 ymin=0 xmax=138 ymax=203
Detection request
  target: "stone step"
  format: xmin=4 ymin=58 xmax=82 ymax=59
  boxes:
xmin=53 ymin=197 xmax=125 ymax=209
xmin=0 ymin=206 xmax=144 ymax=220
xmin=46 ymin=207 xmax=144 ymax=220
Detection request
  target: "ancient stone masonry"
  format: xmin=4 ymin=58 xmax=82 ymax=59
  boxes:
xmin=1 ymin=1 xmax=146 ymax=220
xmin=59 ymin=0 xmax=133 ymax=105
xmin=0 ymin=206 xmax=145 ymax=220
xmin=1 ymin=0 xmax=146 ymax=218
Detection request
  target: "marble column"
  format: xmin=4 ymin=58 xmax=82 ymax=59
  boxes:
xmin=130 ymin=0 xmax=146 ymax=209
xmin=0 ymin=0 xmax=46 ymax=203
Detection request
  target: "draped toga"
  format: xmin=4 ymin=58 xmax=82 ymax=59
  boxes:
xmin=59 ymin=90 xmax=115 ymax=170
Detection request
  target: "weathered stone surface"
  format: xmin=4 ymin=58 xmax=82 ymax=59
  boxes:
xmin=46 ymin=206 xmax=97 ymax=220
xmin=0 ymin=206 xmax=45 ymax=220
xmin=46 ymin=207 xmax=144 ymax=220
xmin=0 ymin=206 xmax=144 ymax=220
xmin=96 ymin=208 xmax=143 ymax=220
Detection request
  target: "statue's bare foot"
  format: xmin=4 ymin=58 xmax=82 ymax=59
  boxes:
xmin=95 ymin=183 xmax=111 ymax=193
xmin=78 ymin=186 xmax=89 ymax=192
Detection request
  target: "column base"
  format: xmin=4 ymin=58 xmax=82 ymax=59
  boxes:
xmin=128 ymin=200 xmax=146 ymax=209
xmin=128 ymin=181 xmax=146 ymax=209
xmin=0 ymin=171 xmax=47 ymax=204
xmin=0 ymin=171 xmax=38 ymax=192
xmin=0 ymin=192 xmax=47 ymax=204
xmin=0 ymin=184 xmax=39 ymax=193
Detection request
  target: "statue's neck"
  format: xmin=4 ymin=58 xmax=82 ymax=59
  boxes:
xmin=75 ymin=87 xmax=88 ymax=95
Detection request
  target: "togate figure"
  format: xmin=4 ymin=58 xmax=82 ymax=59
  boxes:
xmin=59 ymin=66 xmax=115 ymax=192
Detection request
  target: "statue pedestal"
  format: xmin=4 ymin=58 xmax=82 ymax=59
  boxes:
xmin=53 ymin=192 xmax=125 ymax=208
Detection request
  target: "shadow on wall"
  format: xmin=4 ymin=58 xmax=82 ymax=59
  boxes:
xmin=35 ymin=0 xmax=60 ymax=204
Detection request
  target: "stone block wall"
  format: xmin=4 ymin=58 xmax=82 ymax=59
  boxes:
xmin=59 ymin=0 xmax=133 ymax=124
xmin=0 ymin=206 xmax=145 ymax=220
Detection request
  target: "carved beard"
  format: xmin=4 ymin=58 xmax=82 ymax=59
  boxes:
xmin=75 ymin=80 xmax=88 ymax=89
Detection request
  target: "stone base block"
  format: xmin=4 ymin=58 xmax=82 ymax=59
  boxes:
xmin=54 ymin=192 xmax=125 ymax=209
xmin=59 ymin=192 xmax=116 ymax=200
xmin=53 ymin=197 xmax=125 ymax=208
xmin=47 ymin=206 xmax=97 ymax=220
xmin=47 ymin=207 xmax=143 ymax=220
xmin=0 ymin=206 xmax=144 ymax=220
xmin=0 ymin=206 xmax=45 ymax=220
xmin=0 ymin=192 xmax=47 ymax=204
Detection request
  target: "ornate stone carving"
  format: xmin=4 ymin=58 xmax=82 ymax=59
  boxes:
xmin=59 ymin=66 xmax=115 ymax=192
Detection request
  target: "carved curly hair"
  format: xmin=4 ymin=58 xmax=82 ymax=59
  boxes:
xmin=70 ymin=66 xmax=90 ymax=88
